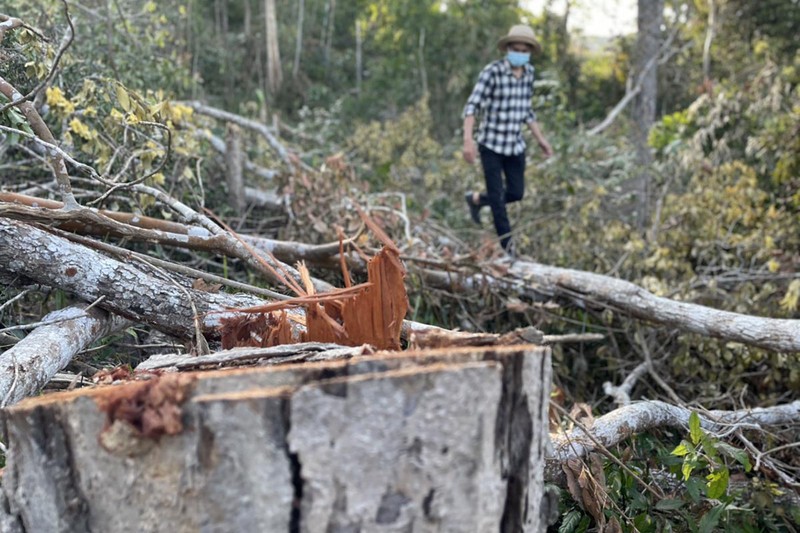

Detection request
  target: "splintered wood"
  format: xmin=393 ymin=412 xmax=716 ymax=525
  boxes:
xmin=222 ymin=235 xmax=408 ymax=351
xmin=303 ymin=245 xmax=407 ymax=350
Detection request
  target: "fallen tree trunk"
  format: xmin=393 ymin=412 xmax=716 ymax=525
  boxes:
xmin=0 ymin=305 xmax=126 ymax=406
xmin=3 ymin=195 xmax=799 ymax=352
xmin=508 ymin=262 xmax=800 ymax=353
xmin=0 ymin=218 xmax=265 ymax=339
xmin=0 ymin=344 xmax=552 ymax=532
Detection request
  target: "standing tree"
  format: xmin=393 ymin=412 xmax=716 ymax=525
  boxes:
xmin=632 ymin=0 xmax=664 ymax=230
xmin=264 ymin=0 xmax=282 ymax=95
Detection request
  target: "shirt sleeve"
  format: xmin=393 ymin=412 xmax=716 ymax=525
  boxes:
xmin=462 ymin=65 xmax=495 ymax=118
xmin=526 ymin=73 xmax=537 ymax=124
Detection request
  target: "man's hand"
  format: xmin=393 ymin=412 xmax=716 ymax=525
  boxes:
xmin=538 ymin=138 xmax=553 ymax=159
xmin=463 ymin=138 xmax=477 ymax=165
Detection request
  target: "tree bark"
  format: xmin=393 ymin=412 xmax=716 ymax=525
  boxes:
xmin=632 ymin=0 xmax=664 ymax=229
xmin=546 ymin=399 xmax=800 ymax=483
xmin=0 ymin=218 xmax=265 ymax=340
xmin=2 ymin=202 xmax=799 ymax=353
xmin=187 ymin=100 xmax=291 ymax=166
xmin=224 ymin=123 xmax=246 ymax=213
xmin=264 ymin=0 xmax=282 ymax=94
xmin=0 ymin=345 xmax=552 ymax=532
xmin=0 ymin=305 xmax=126 ymax=407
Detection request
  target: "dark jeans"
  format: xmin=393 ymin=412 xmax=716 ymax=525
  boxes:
xmin=477 ymin=145 xmax=525 ymax=251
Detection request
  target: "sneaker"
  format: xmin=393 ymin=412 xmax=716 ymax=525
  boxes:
xmin=465 ymin=192 xmax=482 ymax=224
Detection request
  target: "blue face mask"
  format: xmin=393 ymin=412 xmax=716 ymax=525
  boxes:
xmin=506 ymin=51 xmax=530 ymax=67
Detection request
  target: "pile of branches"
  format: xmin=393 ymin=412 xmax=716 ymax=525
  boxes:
xmin=1 ymin=4 xmax=799 ymax=522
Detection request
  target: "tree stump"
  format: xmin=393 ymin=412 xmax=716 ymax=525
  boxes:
xmin=0 ymin=345 xmax=552 ymax=532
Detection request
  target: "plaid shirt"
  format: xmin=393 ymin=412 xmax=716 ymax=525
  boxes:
xmin=463 ymin=60 xmax=537 ymax=156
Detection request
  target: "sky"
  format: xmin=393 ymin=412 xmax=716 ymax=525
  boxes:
xmin=523 ymin=0 xmax=638 ymax=38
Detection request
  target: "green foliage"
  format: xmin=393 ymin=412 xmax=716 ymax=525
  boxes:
xmin=557 ymin=429 xmax=797 ymax=532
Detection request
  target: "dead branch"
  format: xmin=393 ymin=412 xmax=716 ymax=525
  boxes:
xmin=4 ymin=192 xmax=798 ymax=352
xmin=588 ymin=28 xmax=683 ymax=136
xmin=550 ymin=399 xmax=800 ymax=466
xmin=0 ymin=192 xmax=334 ymax=294
xmin=186 ymin=100 xmax=292 ymax=167
xmin=0 ymin=304 xmax=126 ymax=406
xmin=0 ymin=218 xmax=268 ymax=340
xmin=0 ymin=79 xmax=78 ymax=208
xmin=193 ymin=127 xmax=280 ymax=181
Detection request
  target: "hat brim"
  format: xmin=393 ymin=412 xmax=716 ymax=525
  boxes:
xmin=497 ymin=36 xmax=542 ymax=54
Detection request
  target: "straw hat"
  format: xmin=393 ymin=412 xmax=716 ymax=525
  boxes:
xmin=497 ymin=24 xmax=542 ymax=54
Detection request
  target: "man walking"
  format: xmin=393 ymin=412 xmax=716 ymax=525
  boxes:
xmin=463 ymin=24 xmax=553 ymax=257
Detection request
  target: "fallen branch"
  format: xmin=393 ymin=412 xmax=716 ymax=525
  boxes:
xmin=509 ymin=261 xmax=800 ymax=353
xmin=0 ymin=79 xmax=78 ymax=208
xmin=0 ymin=304 xmax=126 ymax=406
xmin=550 ymin=399 xmax=800 ymax=465
xmin=186 ymin=101 xmax=292 ymax=167
xmin=4 ymin=194 xmax=799 ymax=352
xmin=0 ymin=218 xmax=267 ymax=339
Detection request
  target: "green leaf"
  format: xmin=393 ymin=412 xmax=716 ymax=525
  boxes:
xmin=698 ymin=504 xmax=726 ymax=533
xmin=689 ymin=412 xmax=703 ymax=445
xmin=706 ymin=468 xmax=730 ymax=499
xmin=685 ymin=477 xmax=704 ymax=503
xmin=655 ymin=498 xmax=686 ymax=511
xmin=558 ymin=510 xmax=583 ymax=533
xmin=716 ymin=442 xmax=752 ymax=472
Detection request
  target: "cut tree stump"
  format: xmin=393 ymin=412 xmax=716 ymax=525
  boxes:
xmin=0 ymin=345 xmax=552 ymax=532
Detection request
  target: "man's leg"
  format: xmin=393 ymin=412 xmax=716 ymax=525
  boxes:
xmin=503 ymin=151 xmax=526 ymax=204
xmin=478 ymin=146 xmax=513 ymax=251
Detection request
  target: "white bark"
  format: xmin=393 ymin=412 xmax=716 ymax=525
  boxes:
xmin=3 ymin=202 xmax=798 ymax=353
xmin=0 ymin=218 xmax=266 ymax=340
xmin=0 ymin=305 xmax=125 ymax=406
xmin=193 ymin=128 xmax=280 ymax=181
xmin=551 ymin=399 xmax=800 ymax=464
xmin=136 ymin=342 xmax=370 ymax=371
xmin=264 ymin=0 xmax=283 ymax=94
xmin=224 ymin=123 xmax=246 ymax=212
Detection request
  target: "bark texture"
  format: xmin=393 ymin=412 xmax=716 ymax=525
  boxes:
xmin=0 ymin=218 xmax=265 ymax=339
xmin=0 ymin=305 xmax=125 ymax=407
xmin=0 ymin=345 xmax=552 ymax=532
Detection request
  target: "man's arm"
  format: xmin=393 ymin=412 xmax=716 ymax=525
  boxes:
xmin=463 ymin=115 xmax=477 ymax=164
xmin=462 ymin=65 xmax=494 ymax=165
xmin=527 ymin=121 xmax=553 ymax=158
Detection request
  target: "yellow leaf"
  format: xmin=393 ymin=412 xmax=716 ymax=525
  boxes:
xmin=68 ymin=118 xmax=96 ymax=141
xmin=768 ymin=259 xmax=781 ymax=273
xmin=147 ymin=172 xmax=166 ymax=186
xmin=116 ymin=85 xmax=131 ymax=112
xmin=779 ymin=280 xmax=800 ymax=312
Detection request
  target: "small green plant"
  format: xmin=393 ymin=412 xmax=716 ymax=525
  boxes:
xmin=671 ymin=412 xmax=752 ymax=502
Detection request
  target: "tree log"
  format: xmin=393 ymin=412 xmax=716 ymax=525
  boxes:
xmin=0 ymin=305 xmax=125 ymax=407
xmin=0 ymin=218 xmax=265 ymax=340
xmin=0 ymin=345 xmax=552 ymax=532
xmin=4 ymin=195 xmax=797 ymax=351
